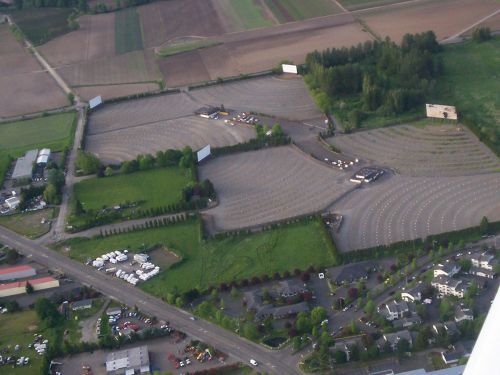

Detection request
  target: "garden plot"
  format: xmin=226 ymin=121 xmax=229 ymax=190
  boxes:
xmin=332 ymin=173 xmax=500 ymax=252
xmin=199 ymin=146 xmax=353 ymax=231
xmin=86 ymin=116 xmax=255 ymax=164
xmin=328 ymin=123 xmax=500 ymax=177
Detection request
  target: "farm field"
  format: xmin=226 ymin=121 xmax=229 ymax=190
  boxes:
xmin=217 ymin=0 xmax=276 ymax=30
xmin=0 ymin=208 xmax=57 ymax=239
xmin=58 ymin=218 xmax=337 ymax=296
xmin=57 ymin=50 xmax=160 ymax=87
xmin=0 ymin=112 xmax=76 ymax=184
xmin=0 ymin=25 xmax=68 ymax=117
xmin=339 ymin=0 xmax=408 ymax=11
xmin=199 ymin=146 xmax=353 ymax=232
xmin=139 ymin=0 xmax=227 ymax=48
xmin=265 ymin=0 xmax=341 ymax=23
xmin=86 ymin=115 xmax=255 ymax=165
xmin=360 ymin=0 xmax=500 ymax=41
xmin=157 ymin=39 xmax=221 ymax=57
xmin=331 ymin=173 xmax=500 ymax=252
xmin=8 ymin=8 xmax=74 ymax=45
xmin=115 ymin=8 xmax=143 ymax=55
xmin=74 ymin=82 xmax=160 ymax=102
xmin=328 ymin=121 xmax=500 ymax=177
xmin=432 ymin=38 xmax=500 ymax=155
xmin=0 ymin=310 xmax=46 ymax=375
xmin=73 ymin=167 xmax=192 ymax=211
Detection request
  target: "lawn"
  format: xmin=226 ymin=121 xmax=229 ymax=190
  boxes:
xmin=73 ymin=167 xmax=191 ymax=211
xmin=115 ymin=7 xmax=143 ymax=54
xmin=58 ymin=218 xmax=338 ymax=297
xmin=219 ymin=0 xmax=275 ymax=30
xmin=265 ymin=0 xmax=340 ymax=23
xmin=0 ymin=310 xmax=46 ymax=375
xmin=0 ymin=208 xmax=58 ymax=239
xmin=0 ymin=112 xmax=76 ymax=185
xmin=432 ymin=37 xmax=500 ymax=155
xmin=157 ymin=39 xmax=221 ymax=57
xmin=7 ymin=8 xmax=74 ymax=46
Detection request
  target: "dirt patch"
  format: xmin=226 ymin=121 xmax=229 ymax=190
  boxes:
xmin=149 ymin=246 xmax=181 ymax=269
xmin=75 ymin=82 xmax=159 ymax=101
xmin=360 ymin=0 xmax=500 ymax=41
xmin=27 ymin=324 xmax=38 ymax=332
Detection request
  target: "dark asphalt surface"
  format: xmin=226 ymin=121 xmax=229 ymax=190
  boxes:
xmin=0 ymin=226 xmax=302 ymax=375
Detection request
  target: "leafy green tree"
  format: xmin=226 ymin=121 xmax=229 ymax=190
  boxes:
xmin=104 ymin=166 xmax=113 ymax=177
xmin=75 ymin=151 xmax=101 ymax=175
xmin=138 ymin=154 xmax=154 ymax=170
xmin=479 ymin=216 xmax=490 ymax=235
xmin=295 ymin=312 xmax=312 ymax=334
xmin=439 ymin=298 xmax=453 ymax=321
xmin=472 ymin=27 xmax=492 ymax=42
xmin=364 ymin=299 xmax=375 ymax=317
xmin=292 ymin=336 xmax=302 ymax=351
xmin=230 ymin=287 xmax=239 ymax=299
xmin=458 ymin=259 xmax=472 ymax=273
xmin=175 ymin=296 xmax=185 ymax=308
xmin=271 ymin=124 xmax=284 ymax=137
xmin=73 ymin=199 xmax=85 ymax=216
xmin=5 ymin=248 xmax=20 ymax=265
xmin=242 ymin=322 xmax=258 ymax=340
xmin=25 ymin=281 xmax=34 ymax=294
xmin=35 ymin=298 xmax=61 ymax=327
xmin=396 ymin=338 xmax=410 ymax=357
xmin=334 ymin=350 xmax=347 ymax=364
xmin=43 ymin=184 xmax=60 ymax=205
xmin=310 ymin=306 xmax=327 ymax=325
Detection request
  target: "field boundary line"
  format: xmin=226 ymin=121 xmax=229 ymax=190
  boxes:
xmin=330 ymin=0 xmax=349 ymax=13
xmin=441 ymin=7 xmax=500 ymax=43
xmin=351 ymin=0 xmax=428 ymax=14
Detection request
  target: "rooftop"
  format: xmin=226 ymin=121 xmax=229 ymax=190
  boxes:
xmin=0 ymin=264 xmax=35 ymax=275
xmin=105 ymin=345 xmax=149 ymax=373
xmin=12 ymin=149 xmax=37 ymax=179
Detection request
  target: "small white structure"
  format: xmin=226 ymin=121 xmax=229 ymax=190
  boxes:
xmin=5 ymin=196 xmax=20 ymax=210
xmin=89 ymin=95 xmax=102 ymax=109
xmin=282 ymin=64 xmax=298 ymax=74
xmin=197 ymin=145 xmax=211 ymax=163
xmin=426 ymin=104 xmax=458 ymax=120
xmin=36 ymin=148 xmax=51 ymax=165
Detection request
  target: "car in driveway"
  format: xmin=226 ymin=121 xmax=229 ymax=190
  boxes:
xmin=250 ymin=359 xmax=258 ymax=366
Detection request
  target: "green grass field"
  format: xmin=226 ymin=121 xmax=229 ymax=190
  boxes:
xmin=0 ymin=310 xmax=46 ymax=375
xmin=157 ymin=40 xmax=221 ymax=57
xmin=265 ymin=0 xmax=340 ymax=22
xmin=58 ymin=218 xmax=337 ymax=297
xmin=7 ymin=8 xmax=74 ymax=46
xmin=432 ymin=38 xmax=500 ymax=154
xmin=219 ymin=0 xmax=275 ymax=30
xmin=0 ymin=112 xmax=76 ymax=185
xmin=0 ymin=208 xmax=57 ymax=239
xmin=115 ymin=8 xmax=143 ymax=55
xmin=73 ymin=167 xmax=191 ymax=211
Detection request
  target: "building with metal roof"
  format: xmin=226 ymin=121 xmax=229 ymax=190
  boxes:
xmin=0 ymin=265 xmax=36 ymax=281
xmin=11 ymin=149 xmax=37 ymax=181
xmin=0 ymin=276 xmax=59 ymax=297
xmin=106 ymin=345 xmax=150 ymax=374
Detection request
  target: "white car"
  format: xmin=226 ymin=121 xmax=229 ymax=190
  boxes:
xmin=318 ymin=273 xmax=325 ymax=279
xmin=250 ymin=359 xmax=258 ymax=366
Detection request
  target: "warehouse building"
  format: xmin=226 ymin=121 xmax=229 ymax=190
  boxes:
xmin=106 ymin=345 xmax=150 ymax=374
xmin=0 ymin=265 xmax=36 ymax=281
xmin=0 ymin=276 xmax=59 ymax=297
xmin=36 ymin=148 xmax=51 ymax=165
xmin=5 ymin=196 xmax=20 ymax=210
xmin=11 ymin=149 xmax=38 ymax=182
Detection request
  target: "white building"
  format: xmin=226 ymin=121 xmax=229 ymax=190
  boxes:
xmin=106 ymin=345 xmax=150 ymax=375
xmin=431 ymin=275 xmax=468 ymax=298
xmin=5 ymin=196 xmax=20 ymax=210
xmin=433 ymin=261 xmax=460 ymax=278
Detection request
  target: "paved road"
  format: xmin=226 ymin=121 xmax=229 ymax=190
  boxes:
xmin=0 ymin=226 xmax=301 ymax=375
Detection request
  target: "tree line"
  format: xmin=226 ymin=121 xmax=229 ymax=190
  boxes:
xmin=304 ymin=31 xmax=443 ymax=126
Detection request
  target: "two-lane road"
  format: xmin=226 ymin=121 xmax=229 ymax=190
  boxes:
xmin=0 ymin=226 xmax=301 ymax=374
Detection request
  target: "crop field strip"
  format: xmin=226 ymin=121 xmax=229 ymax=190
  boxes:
xmin=265 ymin=0 xmax=342 ymax=23
xmin=115 ymin=7 xmax=144 ymax=55
xmin=199 ymin=146 xmax=353 ymax=231
xmin=329 ymin=124 xmax=500 ymax=177
xmin=217 ymin=0 xmax=276 ymax=30
xmin=332 ymin=173 xmax=500 ymax=252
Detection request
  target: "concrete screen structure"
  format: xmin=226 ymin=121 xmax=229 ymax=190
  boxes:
xmin=11 ymin=149 xmax=38 ymax=181
xmin=426 ymin=104 xmax=458 ymax=120
xmin=89 ymin=95 xmax=103 ymax=109
xmin=197 ymin=145 xmax=211 ymax=163
xmin=282 ymin=64 xmax=298 ymax=74
xmin=0 ymin=265 xmax=36 ymax=281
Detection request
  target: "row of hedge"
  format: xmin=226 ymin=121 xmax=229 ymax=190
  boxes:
xmin=211 ymin=135 xmax=291 ymax=157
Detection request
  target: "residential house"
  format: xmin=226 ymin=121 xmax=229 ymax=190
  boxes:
xmin=469 ymin=267 xmax=496 ymax=279
xmin=381 ymin=330 xmax=413 ymax=351
xmin=276 ymin=279 xmax=307 ymax=298
xmin=393 ymin=316 xmax=422 ymax=329
xmin=434 ymin=262 xmax=460 ymax=278
xmin=454 ymin=306 xmax=473 ymax=323
xmin=470 ymin=252 xmax=495 ymax=270
xmin=401 ymin=282 xmax=426 ymax=302
xmin=431 ymin=275 xmax=468 ymax=298
xmin=434 ymin=322 xmax=460 ymax=339
xmin=384 ymin=300 xmax=410 ymax=321
xmin=71 ymin=299 xmax=93 ymax=311
xmin=332 ymin=261 xmax=377 ymax=285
